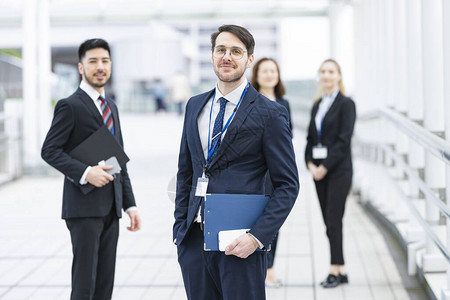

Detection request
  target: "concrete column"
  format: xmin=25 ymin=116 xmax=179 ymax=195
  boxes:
xmin=375 ymin=0 xmax=386 ymax=110
xmin=407 ymin=0 xmax=424 ymax=122
xmin=37 ymin=0 xmax=52 ymax=148
xmin=351 ymin=0 xmax=364 ymax=112
xmin=442 ymin=0 xmax=450 ymax=296
xmin=392 ymin=0 xmax=408 ymax=180
xmin=406 ymin=0 xmax=425 ymax=197
xmin=22 ymin=0 xmax=40 ymax=170
xmin=374 ymin=0 xmax=385 ymax=109
xmin=421 ymin=0 xmax=446 ymax=268
xmin=384 ymin=0 xmax=395 ymax=109
xmin=22 ymin=0 xmax=51 ymax=173
xmin=394 ymin=0 xmax=408 ymax=114
xmin=377 ymin=0 xmax=395 ymax=154
xmin=352 ymin=0 xmax=372 ymax=114
xmin=328 ymin=3 xmax=355 ymax=95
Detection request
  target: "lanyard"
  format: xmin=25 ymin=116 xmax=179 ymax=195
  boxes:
xmin=206 ymin=83 xmax=249 ymax=166
xmin=317 ymin=118 xmax=324 ymax=140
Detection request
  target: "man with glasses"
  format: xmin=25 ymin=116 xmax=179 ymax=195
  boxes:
xmin=173 ymin=24 xmax=299 ymax=300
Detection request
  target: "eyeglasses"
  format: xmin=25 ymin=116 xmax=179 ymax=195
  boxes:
xmin=213 ymin=46 xmax=247 ymax=60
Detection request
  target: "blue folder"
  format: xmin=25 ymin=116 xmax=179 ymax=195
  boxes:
xmin=203 ymin=194 xmax=270 ymax=251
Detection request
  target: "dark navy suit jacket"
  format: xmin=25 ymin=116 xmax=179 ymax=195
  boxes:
xmin=41 ymin=88 xmax=136 ymax=219
xmin=173 ymin=84 xmax=299 ymax=247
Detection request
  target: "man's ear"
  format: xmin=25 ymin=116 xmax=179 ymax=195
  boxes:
xmin=247 ymin=54 xmax=254 ymax=69
xmin=78 ymin=62 xmax=83 ymax=76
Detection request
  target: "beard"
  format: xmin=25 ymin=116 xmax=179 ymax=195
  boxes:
xmin=213 ymin=61 xmax=247 ymax=83
xmin=84 ymin=69 xmax=110 ymax=88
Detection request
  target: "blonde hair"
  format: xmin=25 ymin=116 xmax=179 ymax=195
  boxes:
xmin=314 ymin=58 xmax=345 ymax=102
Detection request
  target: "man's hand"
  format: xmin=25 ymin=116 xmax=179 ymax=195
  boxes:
xmin=127 ymin=210 xmax=141 ymax=232
xmin=86 ymin=165 xmax=114 ymax=187
xmin=225 ymin=233 xmax=259 ymax=259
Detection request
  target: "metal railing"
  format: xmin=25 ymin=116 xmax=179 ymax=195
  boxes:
xmin=354 ymin=106 xmax=450 ymax=290
xmin=359 ymin=107 xmax=450 ymax=165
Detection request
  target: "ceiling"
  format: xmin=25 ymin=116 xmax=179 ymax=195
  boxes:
xmin=0 ymin=0 xmax=341 ymax=25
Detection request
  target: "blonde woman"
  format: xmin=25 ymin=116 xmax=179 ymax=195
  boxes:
xmin=305 ymin=59 xmax=356 ymax=288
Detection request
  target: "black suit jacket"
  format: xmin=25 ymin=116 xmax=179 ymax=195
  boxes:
xmin=305 ymin=92 xmax=356 ymax=175
xmin=173 ymin=84 xmax=299 ymax=247
xmin=41 ymin=88 xmax=136 ymax=219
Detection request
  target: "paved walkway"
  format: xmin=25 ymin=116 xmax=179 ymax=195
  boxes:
xmin=0 ymin=113 xmax=421 ymax=299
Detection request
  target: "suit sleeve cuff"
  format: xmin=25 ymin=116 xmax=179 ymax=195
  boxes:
xmin=125 ymin=206 xmax=138 ymax=213
xmin=79 ymin=166 xmax=91 ymax=185
xmin=247 ymin=232 xmax=264 ymax=249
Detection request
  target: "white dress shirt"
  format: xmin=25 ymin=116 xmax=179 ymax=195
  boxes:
xmin=78 ymin=81 xmax=136 ymax=213
xmin=197 ymin=79 xmax=248 ymax=159
xmin=314 ymin=89 xmax=339 ymax=135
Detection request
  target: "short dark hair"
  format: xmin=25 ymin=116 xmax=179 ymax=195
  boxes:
xmin=251 ymin=58 xmax=286 ymax=99
xmin=211 ymin=24 xmax=255 ymax=55
xmin=78 ymin=38 xmax=111 ymax=62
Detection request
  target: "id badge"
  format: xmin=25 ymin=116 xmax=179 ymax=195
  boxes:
xmin=312 ymin=145 xmax=328 ymax=159
xmin=195 ymin=176 xmax=209 ymax=197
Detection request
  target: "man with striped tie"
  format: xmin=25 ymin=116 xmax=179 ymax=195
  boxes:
xmin=41 ymin=38 xmax=141 ymax=300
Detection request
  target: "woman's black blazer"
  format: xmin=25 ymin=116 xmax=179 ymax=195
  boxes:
xmin=276 ymin=98 xmax=293 ymax=131
xmin=305 ymin=92 xmax=356 ymax=175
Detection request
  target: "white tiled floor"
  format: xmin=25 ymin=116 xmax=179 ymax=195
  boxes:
xmin=0 ymin=113 xmax=418 ymax=299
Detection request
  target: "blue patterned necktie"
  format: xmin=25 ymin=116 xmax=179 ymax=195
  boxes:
xmin=99 ymin=96 xmax=114 ymax=135
xmin=210 ymin=97 xmax=228 ymax=153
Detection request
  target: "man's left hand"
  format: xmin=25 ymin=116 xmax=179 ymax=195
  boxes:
xmin=225 ymin=233 xmax=259 ymax=258
xmin=127 ymin=210 xmax=141 ymax=232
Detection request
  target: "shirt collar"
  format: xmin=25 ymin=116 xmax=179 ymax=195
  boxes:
xmin=321 ymin=88 xmax=340 ymax=103
xmin=214 ymin=78 xmax=248 ymax=105
xmin=80 ymin=80 xmax=106 ymax=102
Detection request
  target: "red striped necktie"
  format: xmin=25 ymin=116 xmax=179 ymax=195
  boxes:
xmin=98 ymin=96 xmax=114 ymax=134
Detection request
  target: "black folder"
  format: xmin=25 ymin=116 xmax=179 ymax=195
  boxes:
xmin=69 ymin=125 xmax=129 ymax=194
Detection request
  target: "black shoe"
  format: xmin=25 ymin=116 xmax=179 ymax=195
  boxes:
xmin=320 ymin=274 xmax=331 ymax=286
xmin=321 ymin=274 xmax=341 ymax=288
xmin=320 ymin=274 xmax=340 ymax=287
xmin=339 ymin=273 xmax=349 ymax=284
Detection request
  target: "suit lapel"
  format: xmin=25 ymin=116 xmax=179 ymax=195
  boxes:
xmin=321 ymin=92 xmax=342 ymax=126
xmin=108 ymin=98 xmax=119 ymax=137
xmin=192 ymin=89 xmax=215 ymax=164
xmin=76 ymin=88 xmax=104 ymax=127
xmin=207 ymin=85 xmax=257 ymax=167
xmin=311 ymin=100 xmax=320 ymax=135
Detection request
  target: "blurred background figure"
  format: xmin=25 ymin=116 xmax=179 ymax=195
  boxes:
xmin=305 ymin=59 xmax=356 ymax=288
xmin=152 ymin=78 xmax=167 ymax=113
xmin=170 ymin=71 xmax=191 ymax=116
xmin=251 ymin=57 xmax=293 ymax=288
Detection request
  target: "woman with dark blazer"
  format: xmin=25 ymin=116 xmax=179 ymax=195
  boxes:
xmin=251 ymin=57 xmax=293 ymax=288
xmin=305 ymin=59 xmax=356 ymax=288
